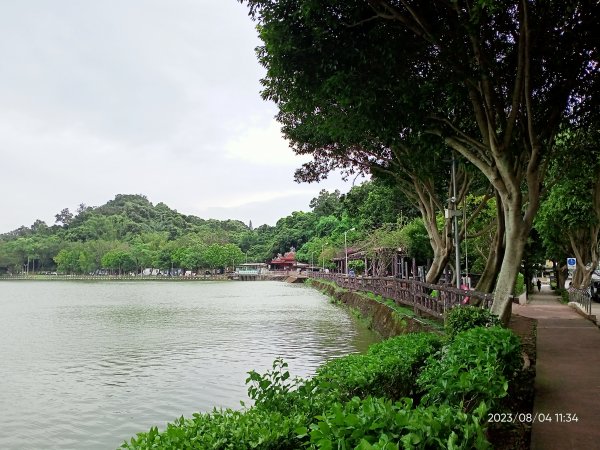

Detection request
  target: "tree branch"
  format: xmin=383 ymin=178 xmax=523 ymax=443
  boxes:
xmin=504 ymin=2 xmax=526 ymax=149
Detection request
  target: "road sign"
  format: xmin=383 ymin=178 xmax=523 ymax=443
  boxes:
xmin=567 ymin=258 xmax=576 ymax=270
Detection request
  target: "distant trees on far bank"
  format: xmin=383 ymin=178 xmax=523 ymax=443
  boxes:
xmin=0 ymin=183 xmax=423 ymax=276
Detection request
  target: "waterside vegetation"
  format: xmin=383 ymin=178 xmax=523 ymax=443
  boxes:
xmin=122 ymin=305 xmax=525 ymax=449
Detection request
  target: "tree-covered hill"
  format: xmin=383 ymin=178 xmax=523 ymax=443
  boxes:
xmin=0 ymin=182 xmax=424 ymax=276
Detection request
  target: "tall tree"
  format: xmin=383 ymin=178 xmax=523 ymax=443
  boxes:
xmin=536 ymin=125 xmax=600 ymax=289
xmin=55 ymin=208 xmax=74 ymax=227
xmin=241 ymin=0 xmax=598 ymax=323
xmin=309 ymin=189 xmax=343 ymax=218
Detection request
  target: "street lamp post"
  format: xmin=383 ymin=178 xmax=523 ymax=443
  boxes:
xmin=321 ymin=242 xmax=327 ymax=271
xmin=345 ymin=228 xmax=355 ymax=275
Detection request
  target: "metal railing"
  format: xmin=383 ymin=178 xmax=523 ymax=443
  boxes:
xmin=311 ymin=273 xmax=493 ymax=320
xmin=568 ymin=286 xmax=592 ymax=315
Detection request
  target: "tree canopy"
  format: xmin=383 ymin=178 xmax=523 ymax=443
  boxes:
xmin=240 ymin=0 xmax=598 ymax=322
xmin=536 ymin=124 xmax=600 ymax=288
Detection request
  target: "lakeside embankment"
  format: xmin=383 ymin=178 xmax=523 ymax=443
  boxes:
xmin=307 ymin=278 xmax=441 ymax=338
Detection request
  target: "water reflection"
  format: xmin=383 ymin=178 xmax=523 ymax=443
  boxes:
xmin=0 ymin=281 xmax=379 ymax=450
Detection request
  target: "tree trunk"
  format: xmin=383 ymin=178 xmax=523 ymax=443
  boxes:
xmin=421 ymin=220 xmax=453 ymax=284
xmin=579 ymin=267 xmax=595 ymax=289
xmin=476 ymin=232 xmax=504 ymax=293
xmin=569 ymin=227 xmax=600 ymax=289
xmin=425 ymin=248 xmax=451 ymax=284
xmin=490 ymin=206 xmax=529 ymax=325
xmin=411 ymin=175 xmax=464 ymax=285
xmin=571 ymin=267 xmax=584 ymax=288
xmin=555 ymin=261 xmax=568 ymax=290
xmin=572 ymin=261 xmax=595 ymax=289
xmin=476 ymin=194 xmax=506 ymax=293
xmin=425 ymin=243 xmax=452 ymax=284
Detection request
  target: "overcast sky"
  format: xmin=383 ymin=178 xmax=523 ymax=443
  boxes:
xmin=0 ymin=1 xmax=355 ymax=233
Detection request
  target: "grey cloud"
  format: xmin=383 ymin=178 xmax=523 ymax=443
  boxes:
xmin=0 ymin=1 xmax=351 ymax=233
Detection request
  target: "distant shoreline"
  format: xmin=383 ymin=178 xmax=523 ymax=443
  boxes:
xmin=0 ymin=273 xmax=292 ymax=282
xmin=0 ymin=274 xmax=232 ymax=282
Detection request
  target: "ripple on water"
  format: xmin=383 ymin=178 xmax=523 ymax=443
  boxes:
xmin=0 ymin=281 xmax=379 ymax=450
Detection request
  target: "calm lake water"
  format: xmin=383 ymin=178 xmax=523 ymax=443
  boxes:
xmin=0 ymin=280 xmax=378 ymax=449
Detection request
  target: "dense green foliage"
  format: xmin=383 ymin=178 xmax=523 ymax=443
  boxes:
xmin=444 ymin=306 xmax=501 ymax=340
xmin=123 ymin=325 xmax=523 ymax=449
xmin=314 ymin=333 xmax=442 ymax=402
xmin=0 ymin=195 xmax=252 ymax=275
xmin=240 ymin=0 xmax=598 ymax=320
xmin=535 ymin=125 xmax=600 ymax=288
xmin=0 ymin=180 xmax=423 ymax=276
xmin=418 ymin=327 xmax=522 ymax=412
xmin=306 ymin=397 xmax=490 ymax=450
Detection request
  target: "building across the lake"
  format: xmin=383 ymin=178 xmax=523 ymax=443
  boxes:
xmin=269 ymin=249 xmax=309 ymax=272
xmin=269 ymin=250 xmax=297 ymax=271
xmin=235 ymin=263 xmax=267 ymax=275
xmin=235 ymin=262 xmax=268 ymax=280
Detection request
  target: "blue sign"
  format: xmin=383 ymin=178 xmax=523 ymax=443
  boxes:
xmin=567 ymin=258 xmax=576 ymax=269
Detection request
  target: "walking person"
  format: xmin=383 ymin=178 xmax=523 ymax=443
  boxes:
xmin=537 ymin=279 xmax=542 ymax=292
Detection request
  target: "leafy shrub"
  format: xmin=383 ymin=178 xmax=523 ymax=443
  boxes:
xmin=123 ymin=406 xmax=307 ymax=449
xmin=124 ymin=329 xmax=523 ymax=449
xmin=557 ymin=288 xmax=569 ymax=303
xmin=417 ymin=326 xmax=522 ymax=412
xmin=514 ymin=272 xmax=525 ymax=296
xmin=245 ymin=358 xmax=304 ymax=412
xmin=315 ymin=333 xmax=442 ymax=401
xmin=444 ymin=306 xmax=500 ymax=340
xmin=304 ymin=396 xmax=491 ymax=450
xmin=348 ymin=259 xmax=365 ymax=273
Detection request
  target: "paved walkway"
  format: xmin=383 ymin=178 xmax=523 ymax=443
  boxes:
xmin=513 ymin=285 xmax=600 ymax=449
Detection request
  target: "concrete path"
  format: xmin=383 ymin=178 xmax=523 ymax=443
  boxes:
xmin=513 ymin=285 xmax=600 ymax=449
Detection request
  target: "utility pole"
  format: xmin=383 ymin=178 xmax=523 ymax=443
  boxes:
xmin=451 ymin=151 xmax=461 ymax=288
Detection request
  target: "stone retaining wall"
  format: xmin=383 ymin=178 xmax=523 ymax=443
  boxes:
xmin=309 ymin=279 xmax=438 ymax=338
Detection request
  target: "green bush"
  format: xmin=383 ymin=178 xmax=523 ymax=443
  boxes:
xmin=444 ymin=306 xmax=500 ymax=340
xmin=124 ymin=328 xmax=520 ymax=449
xmin=348 ymin=259 xmax=365 ymax=273
xmin=315 ymin=333 xmax=442 ymax=401
xmin=417 ymin=326 xmax=522 ymax=412
xmin=122 ymin=334 xmax=442 ymax=449
xmin=514 ymin=273 xmax=525 ymax=296
xmin=123 ymin=406 xmax=307 ymax=449
xmin=305 ymin=396 xmax=491 ymax=449
xmin=245 ymin=358 xmax=304 ymax=413
xmin=557 ymin=288 xmax=569 ymax=303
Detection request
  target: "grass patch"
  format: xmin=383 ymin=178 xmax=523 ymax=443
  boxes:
xmin=359 ymin=291 xmax=443 ymax=331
